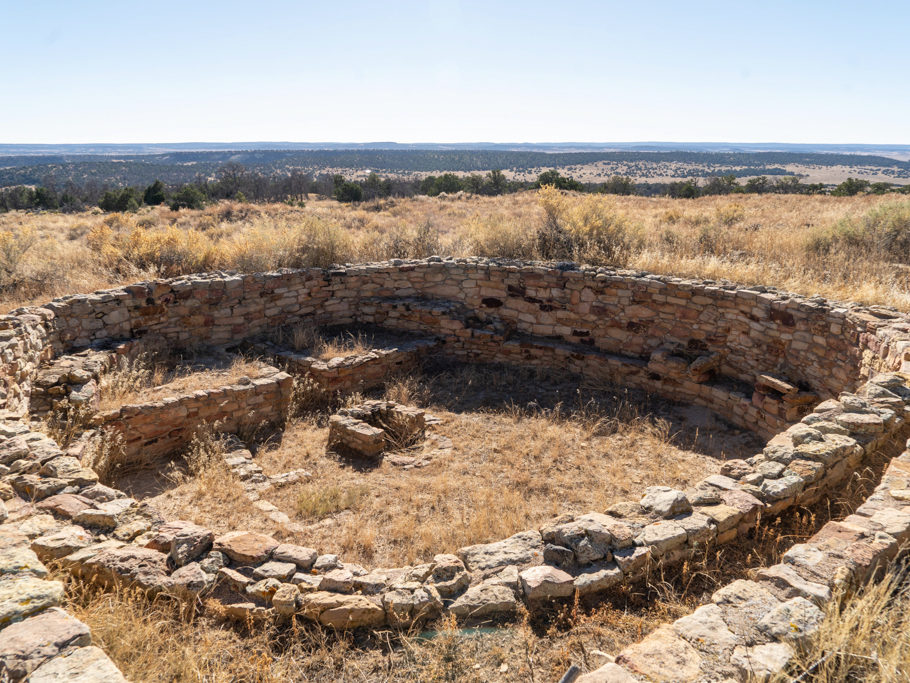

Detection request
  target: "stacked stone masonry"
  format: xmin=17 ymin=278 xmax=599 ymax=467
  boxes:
xmin=2 ymin=258 xmax=910 ymax=682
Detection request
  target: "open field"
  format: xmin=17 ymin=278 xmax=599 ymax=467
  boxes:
xmin=1 ymin=190 xmax=909 ymax=312
xmin=121 ymin=363 xmax=761 ymax=568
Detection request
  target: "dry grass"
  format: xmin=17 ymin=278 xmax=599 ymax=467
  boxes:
xmin=98 ymin=352 xmax=264 ymax=411
xmin=135 ymin=363 xmax=761 ymax=567
xmin=780 ymin=566 xmax=910 ymax=682
xmin=55 ymin=442 xmax=894 ymax=683
xmin=269 ymin=324 xmax=378 ymax=361
xmin=2 ymin=191 xmax=909 ymax=312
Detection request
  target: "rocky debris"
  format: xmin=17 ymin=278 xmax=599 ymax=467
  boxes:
xmin=31 ymin=525 xmax=94 ymax=560
xmin=637 ymin=519 xmax=687 ymax=556
xmin=0 ymin=607 xmax=91 ymax=680
xmin=382 ymin=583 xmax=443 ymax=627
xmin=143 ymin=520 xmax=213 ymax=566
xmin=253 ymin=561 xmax=297 ymax=582
xmin=213 ymin=531 xmax=278 ymax=564
xmin=247 ymin=578 xmax=281 ymax=600
xmin=318 ymin=568 xmax=354 ymax=593
xmin=427 ymin=554 xmax=470 ymax=597
xmin=268 ymin=543 xmax=318 ymax=570
xmin=541 ymin=513 xmax=614 ymax=566
xmin=82 ymin=546 xmax=172 ymax=594
xmin=271 ymin=583 xmax=300 ymax=616
xmin=328 ymin=400 xmax=426 ymax=458
xmin=457 ymin=530 xmax=544 ymax=571
xmin=35 ymin=493 xmax=93 ymax=519
xmin=313 ymin=553 xmax=341 ymax=572
xmin=170 ymin=562 xmax=212 ymax=596
xmin=574 ymin=563 xmax=622 ymax=596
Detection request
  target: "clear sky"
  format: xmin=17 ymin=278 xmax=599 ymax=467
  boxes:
xmin=2 ymin=0 xmax=908 ymax=144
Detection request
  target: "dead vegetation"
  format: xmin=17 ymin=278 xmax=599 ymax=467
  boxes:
xmin=53 ymin=444 xmax=893 ymax=683
xmin=1 ymin=191 xmax=909 ymax=312
xmin=135 ymin=362 xmax=761 ymax=568
xmin=98 ymin=351 xmax=264 ymax=411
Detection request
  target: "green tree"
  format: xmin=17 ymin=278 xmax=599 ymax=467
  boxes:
xmin=535 ymin=170 xmax=583 ymax=192
xmin=334 ymin=181 xmax=363 ymax=203
xmin=98 ymin=187 xmax=141 ymax=212
xmin=599 ymin=175 xmax=636 ymax=196
xmin=143 ymin=180 xmax=166 ymax=205
xmin=31 ymin=186 xmax=59 ymax=210
xmin=831 ymin=177 xmax=871 ymax=196
xmin=168 ymin=185 xmax=207 ymax=210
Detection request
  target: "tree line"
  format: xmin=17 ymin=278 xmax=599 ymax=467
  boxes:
xmin=1 ymin=164 xmax=907 ymax=213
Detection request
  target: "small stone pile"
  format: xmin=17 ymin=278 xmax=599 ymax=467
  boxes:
xmin=327 ymin=400 xmax=426 ymax=458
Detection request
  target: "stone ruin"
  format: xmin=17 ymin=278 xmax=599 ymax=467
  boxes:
xmin=2 ymin=257 xmax=910 ymax=681
xmin=328 ymin=400 xmax=426 ymax=458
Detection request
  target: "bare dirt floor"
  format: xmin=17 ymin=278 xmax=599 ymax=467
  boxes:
xmin=117 ymin=361 xmax=763 ymax=569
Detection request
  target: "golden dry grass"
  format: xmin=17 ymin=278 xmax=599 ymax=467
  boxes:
xmin=98 ymin=353 xmax=264 ymax=411
xmin=2 ymin=191 xmax=909 ymax=312
xmin=56 ymin=448 xmax=891 ymax=683
xmin=780 ymin=566 xmax=910 ymax=682
xmin=133 ymin=363 xmax=761 ymax=567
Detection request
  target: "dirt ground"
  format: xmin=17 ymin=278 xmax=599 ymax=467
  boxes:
xmin=120 ymin=362 xmax=763 ymax=568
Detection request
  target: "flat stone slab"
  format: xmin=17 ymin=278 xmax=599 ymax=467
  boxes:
xmin=448 ymin=582 xmax=518 ymax=620
xmin=299 ymin=591 xmax=386 ymax=629
xmin=0 ymin=575 xmax=64 ymax=626
xmin=27 ymin=645 xmax=126 ymax=682
xmin=0 ymin=607 xmax=91 ymax=679
xmin=616 ymin=625 xmax=704 ymax=681
xmin=213 ymin=531 xmax=278 ymax=564
xmin=457 ymin=530 xmax=544 ymax=571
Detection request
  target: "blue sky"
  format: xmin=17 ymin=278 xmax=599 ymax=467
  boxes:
xmin=2 ymin=0 xmax=908 ymax=143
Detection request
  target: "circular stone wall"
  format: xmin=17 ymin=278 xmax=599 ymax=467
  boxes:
xmin=3 ymin=258 xmax=910 ymax=682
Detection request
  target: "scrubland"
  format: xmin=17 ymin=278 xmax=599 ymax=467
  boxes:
xmin=1 ymin=190 xmax=909 ymax=312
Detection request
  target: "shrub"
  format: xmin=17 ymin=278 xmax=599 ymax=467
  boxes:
xmin=714 ymin=202 xmax=745 ymax=226
xmin=0 ymin=227 xmax=36 ymax=289
xmin=536 ymin=185 xmax=640 ymax=264
xmin=807 ymin=201 xmax=910 ymax=264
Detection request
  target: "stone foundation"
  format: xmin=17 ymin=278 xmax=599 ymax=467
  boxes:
xmin=3 ymin=258 xmax=910 ymax=681
xmin=328 ymin=400 xmax=426 ymax=457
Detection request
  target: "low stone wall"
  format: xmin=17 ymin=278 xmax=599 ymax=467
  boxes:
xmin=2 ymin=259 xmax=908 ymax=431
xmin=3 ymin=371 xmax=906 ymax=650
xmin=582 ymin=440 xmax=910 ymax=682
xmin=3 ymin=260 xmax=910 ymax=681
xmin=91 ymin=365 xmax=292 ymax=468
xmin=250 ymin=336 xmax=439 ymax=395
xmin=0 ymin=424 xmax=126 ymax=681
